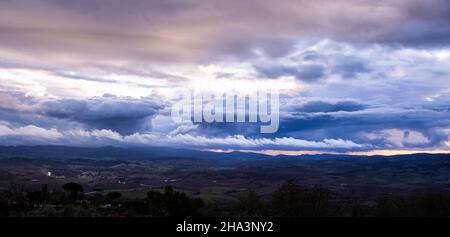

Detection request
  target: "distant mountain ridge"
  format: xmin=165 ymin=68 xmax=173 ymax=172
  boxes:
xmin=0 ymin=145 xmax=449 ymax=161
xmin=0 ymin=145 xmax=274 ymax=161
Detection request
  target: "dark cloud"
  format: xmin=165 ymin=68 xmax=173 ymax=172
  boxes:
xmin=330 ymin=56 xmax=371 ymax=78
xmin=255 ymin=50 xmax=372 ymax=81
xmin=42 ymin=95 xmax=166 ymax=135
xmin=1 ymin=88 xmax=449 ymax=150
xmin=377 ymin=0 xmax=450 ymax=47
xmin=257 ymin=64 xmax=326 ymax=81
xmin=276 ymin=106 xmax=450 ymax=149
xmin=293 ymin=101 xmax=366 ymax=113
xmin=51 ymin=70 xmax=178 ymax=89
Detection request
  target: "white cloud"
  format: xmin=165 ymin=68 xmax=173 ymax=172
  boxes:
xmin=0 ymin=122 xmax=366 ymax=150
xmin=0 ymin=123 xmax=62 ymax=140
xmin=362 ymin=129 xmax=430 ymax=148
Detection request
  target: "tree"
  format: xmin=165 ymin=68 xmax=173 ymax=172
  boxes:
xmin=62 ymin=182 xmax=84 ymax=202
xmin=26 ymin=191 xmax=43 ymax=205
xmin=0 ymin=195 xmax=9 ymax=217
xmin=373 ymin=192 xmax=450 ymax=217
xmin=230 ymin=191 xmax=268 ymax=217
xmin=42 ymin=184 xmax=49 ymax=204
xmin=147 ymin=186 xmax=204 ymax=217
xmin=271 ymin=180 xmax=336 ymax=217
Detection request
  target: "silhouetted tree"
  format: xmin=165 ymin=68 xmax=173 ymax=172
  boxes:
xmin=42 ymin=184 xmax=49 ymax=204
xmin=147 ymin=186 xmax=204 ymax=217
xmin=26 ymin=191 xmax=43 ymax=205
xmin=409 ymin=192 xmax=450 ymax=217
xmin=62 ymin=182 xmax=84 ymax=202
xmin=91 ymin=193 xmax=105 ymax=205
xmin=0 ymin=194 xmax=9 ymax=217
xmin=229 ymin=191 xmax=268 ymax=217
xmin=6 ymin=184 xmax=29 ymax=213
xmin=271 ymin=181 xmax=337 ymax=217
xmin=372 ymin=193 xmax=405 ymax=217
xmin=373 ymin=192 xmax=450 ymax=217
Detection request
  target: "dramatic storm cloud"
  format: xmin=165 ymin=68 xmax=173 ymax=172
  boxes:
xmin=0 ymin=0 xmax=449 ymax=153
xmin=41 ymin=95 xmax=166 ymax=134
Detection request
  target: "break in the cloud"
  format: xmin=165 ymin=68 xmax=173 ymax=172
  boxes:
xmin=0 ymin=0 xmax=449 ymax=153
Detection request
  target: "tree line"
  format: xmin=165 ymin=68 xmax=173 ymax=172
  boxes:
xmin=1 ymin=181 xmax=449 ymax=217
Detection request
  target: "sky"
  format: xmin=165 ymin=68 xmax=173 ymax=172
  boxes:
xmin=0 ymin=0 xmax=450 ymax=155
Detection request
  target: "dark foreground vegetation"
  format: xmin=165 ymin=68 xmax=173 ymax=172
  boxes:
xmin=1 ymin=181 xmax=449 ymax=217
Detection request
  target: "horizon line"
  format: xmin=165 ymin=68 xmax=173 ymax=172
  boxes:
xmin=206 ymin=149 xmax=450 ymax=157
